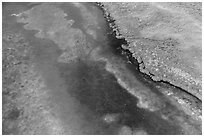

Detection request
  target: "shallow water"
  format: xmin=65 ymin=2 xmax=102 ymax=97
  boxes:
xmin=2 ymin=2 xmax=201 ymax=135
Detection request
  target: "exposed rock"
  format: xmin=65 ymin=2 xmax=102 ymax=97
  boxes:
xmin=101 ymin=2 xmax=202 ymax=100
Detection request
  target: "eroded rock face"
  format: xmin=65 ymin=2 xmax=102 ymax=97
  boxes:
xmin=101 ymin=2 xmax=202 ymax=100
xmin=2 ymin=2 xmax=202 ymax=135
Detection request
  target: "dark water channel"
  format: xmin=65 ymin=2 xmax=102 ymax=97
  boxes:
xmin=3 ymin=2 xmax=189 ymax=135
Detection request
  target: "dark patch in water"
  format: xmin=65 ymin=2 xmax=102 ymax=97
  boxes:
xmin=7 ymin=108 xmax=21 ymax=120
xmin=58 ymin=59 xmax=180 ymax=134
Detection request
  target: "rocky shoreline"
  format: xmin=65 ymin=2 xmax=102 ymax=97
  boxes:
xmin=100 ymin=2 xmax=202 ymax=100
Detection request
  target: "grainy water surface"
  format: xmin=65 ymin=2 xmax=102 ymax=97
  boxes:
xmin=3 ymin=2 xmax=189 ymax=134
